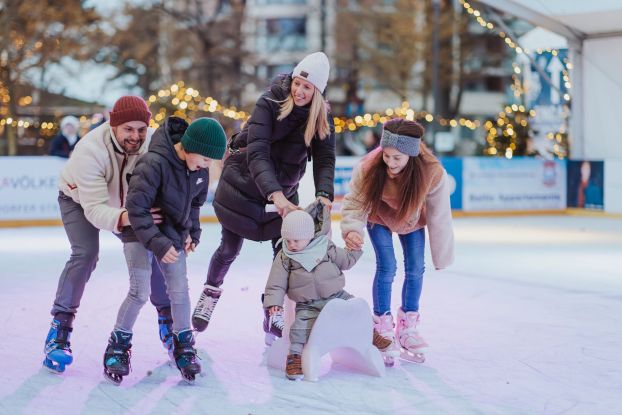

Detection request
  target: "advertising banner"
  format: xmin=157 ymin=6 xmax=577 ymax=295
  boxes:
xmin=567 ymin=160 xmax=604 ymax=210
xmin=0 ymin=157 xmax=66 ymax=220
xmin=463 ymin=157 xmax=566 ymax=211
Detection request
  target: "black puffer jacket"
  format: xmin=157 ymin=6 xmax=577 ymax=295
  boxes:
xmin=126 ymin=117 xmax=208 ymax=260
xmin=213 ymin=74 xmax=336 ymax=241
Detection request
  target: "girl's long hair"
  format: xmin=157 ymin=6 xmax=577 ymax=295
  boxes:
xmin=359 ymin=118 xmax=431 ymax=223
xmin=277 ymin=86 xmax=330 ymax=146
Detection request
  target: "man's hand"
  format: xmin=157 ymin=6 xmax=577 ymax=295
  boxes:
xmin=161 ymin=246 xmax=180 ymax=264
xmin=119 ymin=211 xmax=131 ymax=228
xmin=150 ymin=207 xmax=163 ymax=224
xmin=344 ymin=231 xmax=364 ymax=250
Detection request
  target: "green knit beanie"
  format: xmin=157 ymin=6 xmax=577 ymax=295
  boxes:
xmin=181 ymin=117 xmax=227 ymax=159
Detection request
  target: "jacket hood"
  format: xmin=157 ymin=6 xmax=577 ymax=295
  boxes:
xmin=305 ymin=200 xmax=332 ymax=238
xmin=149 ymin=116 xmax=188 ymax=169
xmin=268 ymin=73 xmax=292 ymax=101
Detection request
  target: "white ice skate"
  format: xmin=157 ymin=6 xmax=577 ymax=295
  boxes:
xmin=372 ymin=313 xmax=400 ymax=367
xmin=396 ymin=308 xmax=428 ymax=363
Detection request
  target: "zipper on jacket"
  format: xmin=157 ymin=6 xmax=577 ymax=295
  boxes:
xmin=119 ymin=153 xmax=128 ymax=207
xmin=181 ymin=168 xmax=192 ymax=224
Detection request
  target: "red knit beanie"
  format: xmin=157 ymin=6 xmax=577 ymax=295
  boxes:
xmin=109 ymin=96 xmax=152 ymax=127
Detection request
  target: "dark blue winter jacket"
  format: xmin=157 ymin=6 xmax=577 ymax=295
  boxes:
xmin=213 ymin=74 xmax=336 ymax=241
xmin=126 ymin=117 xmax=208 ymax=260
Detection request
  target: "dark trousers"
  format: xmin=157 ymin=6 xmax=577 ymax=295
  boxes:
xmin=206 ymin=226 xmax=280 ymax=287
xmin=51 ymin=192 xmax=170 ymax=317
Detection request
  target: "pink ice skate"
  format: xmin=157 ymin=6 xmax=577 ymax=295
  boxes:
xmin=396 ymin=308 xmax=428 ymax=363
xmin=373 ymin=313 xmax=401 ymax=367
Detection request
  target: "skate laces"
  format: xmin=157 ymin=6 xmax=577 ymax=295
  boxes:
xmin=374 ymin=314 xmax=395 ymax=336
xmin=270 ymin=311 xmax=285 ymax=332
xmin=194 ymin=289 xmax=220 ymax=320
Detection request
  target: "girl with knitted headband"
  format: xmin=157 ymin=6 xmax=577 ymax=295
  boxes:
xmin=341 ymin=118 xmax=454 ymax=366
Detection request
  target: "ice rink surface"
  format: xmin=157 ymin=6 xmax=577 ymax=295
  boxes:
xmin=0 ymin=215 xmax=621 ymax=415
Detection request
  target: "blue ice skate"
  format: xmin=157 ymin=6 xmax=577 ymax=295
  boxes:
xmin=158 ymin=307 xmax=174 ymax=360
xmin=43 ymin=319 xmax=73 ymax=373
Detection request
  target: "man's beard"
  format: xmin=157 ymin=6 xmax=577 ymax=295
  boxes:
xmin=122 ymin=140 xmax=143 ymax=154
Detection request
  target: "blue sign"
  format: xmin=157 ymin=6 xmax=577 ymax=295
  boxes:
xmin=527 ymin=49 xmax=569 ymax=107
xmin=440 ymin=157 xmax=463 ymax=210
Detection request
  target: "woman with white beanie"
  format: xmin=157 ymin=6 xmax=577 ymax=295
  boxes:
xmin=192 ymin=52 xmax=337 ymax=333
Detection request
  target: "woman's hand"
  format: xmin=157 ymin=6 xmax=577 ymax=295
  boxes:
xmin=317 ymin=196 xmax=332 ymax=209
xmin=271 ymin=191 xmax=300 ymax=217
xmin=344 ymin=231 xmax=364 ymax=250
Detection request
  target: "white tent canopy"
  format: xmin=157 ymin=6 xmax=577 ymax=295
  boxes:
xmin=478 ymin=0 xmax=622 ymax=160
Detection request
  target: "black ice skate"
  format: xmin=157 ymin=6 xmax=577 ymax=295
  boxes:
xmin=103 ymin=330 xmax=132 ymax=385
xmin=173 ymin=329 xmax=201 ymax=384
xmin=263 ymin=307 xmax=285 ymax=346
xmin=192 ymin=285 xmax=222 ymax=332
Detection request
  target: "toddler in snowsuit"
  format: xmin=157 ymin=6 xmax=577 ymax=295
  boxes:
xmin=262 ymin=201 xmax=391 ymax=380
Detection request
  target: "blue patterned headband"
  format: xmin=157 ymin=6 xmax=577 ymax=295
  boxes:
xmin=380 ymin=129 xmax=421 ymax=157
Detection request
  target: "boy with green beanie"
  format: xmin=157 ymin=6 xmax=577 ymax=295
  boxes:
xmin=102 ymin=116 xmax=227 ymax=385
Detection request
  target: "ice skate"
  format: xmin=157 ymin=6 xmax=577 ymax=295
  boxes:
xmin=192 ymin=284 xmax=222 ymax=332
xmin=157 ymin=307 xmax=174 ymax=361
xmin=43 ymin=317 xmax=73 ymax=373
xmin=373 ymin=313 xmax=400 ymax=367
xmin=396 ymin=308 xmax=428 ymax=364
xmin=285 ymin=353 xmax=304 ymax=381
xmin=263 ymin=308 xmax=285 ymax=346
xmin=173 ymin=329 xmax=201 ymax=384
xmin=103 ymin=330 xmax=133 ymax=385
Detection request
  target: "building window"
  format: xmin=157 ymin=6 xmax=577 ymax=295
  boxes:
xmin=257 ymin=18 xmax=306 ymax=52
xmin=267 ymin=64 xmax=295 ymax=79
xmin=255 ymin=0 xmax=306 ymax=4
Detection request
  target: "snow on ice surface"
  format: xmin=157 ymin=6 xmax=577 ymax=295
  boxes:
xmin=0 ymin=215 xmax=621 ymax=415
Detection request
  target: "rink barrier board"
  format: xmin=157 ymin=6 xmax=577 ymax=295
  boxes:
xmin=3 ymin=209 xmax=622 ymax=229
xmin=1 ymin=156 xmax=619 ymax=228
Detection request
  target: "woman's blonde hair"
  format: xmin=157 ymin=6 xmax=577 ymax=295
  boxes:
xmin=276 ymin=86 xmax=331 ymax=146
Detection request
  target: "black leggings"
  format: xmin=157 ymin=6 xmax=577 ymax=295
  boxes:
xmin=205 ymin=226 xmax=280 ymax=287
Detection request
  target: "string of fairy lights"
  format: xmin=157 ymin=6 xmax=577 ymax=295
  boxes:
xmin=146 ymin=81 xmax=481 ymax=133
xmin=2 ymin=1 xmax=572 ymax=160
xmin=460 ymin=0 xmax=572 ymax=158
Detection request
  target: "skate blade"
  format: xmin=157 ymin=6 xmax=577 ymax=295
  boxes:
xmin=286 ymin=374 xmax=304 ymax=381
xmin=383 ymin=356 xmax=395 ymax=367
xmin=181 ymin=374 xmax=196 ymax=385
xmin=400 ymin=348 xmax=425 ymax=363
xmin=103 ymin=370 xmax=123 ymax=385
xmin=264 ymin=332 xmax=276 ymax=346
xmin=43 ymin=358 xmax=65 ymax=373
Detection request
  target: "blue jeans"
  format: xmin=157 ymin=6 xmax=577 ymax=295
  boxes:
xmin=115 ymin=242 xmax=190 ymax=333
xmin=367 ymin=223 xmax=425 ymax=316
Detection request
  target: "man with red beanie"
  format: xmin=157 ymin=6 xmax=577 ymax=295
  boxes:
xmin=43 ymin=96 xmax=174 ymax=373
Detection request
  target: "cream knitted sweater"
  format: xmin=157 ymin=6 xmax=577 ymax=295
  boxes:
xmin=340 ymin=147 xmax=454 ymax=269
xmin=58 ymin=122 xmax=153 ymax=233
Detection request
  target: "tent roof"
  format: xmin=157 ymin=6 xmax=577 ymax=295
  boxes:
xmin=477 ymin=0 xmax=622 ymax=41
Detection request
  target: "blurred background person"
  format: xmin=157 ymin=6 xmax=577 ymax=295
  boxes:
xmin=48 ymin=116 xmax=81 ymax=158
